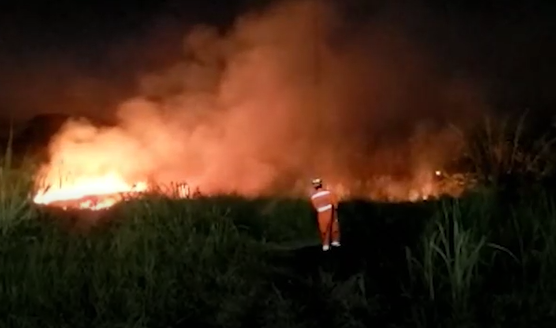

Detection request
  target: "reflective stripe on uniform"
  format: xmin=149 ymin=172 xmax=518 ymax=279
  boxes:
xmin=311 ymin=190 xmax=330 ymax=199
xmin=316 ymin=204 xmax=332 ymax=212
xmin=312 ymin=190 xmax=333 ymax=212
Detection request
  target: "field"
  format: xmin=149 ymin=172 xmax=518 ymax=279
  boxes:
xmin=2 ymin=113 xmax=556 ymax=328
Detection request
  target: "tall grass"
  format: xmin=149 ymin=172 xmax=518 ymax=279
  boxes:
xmin=405 ymin=187 xmax=556 ymax=327
xmin=0 ymin=129 xmax=37 ymax=235
xmin=3 ymin=186 xmax=555 ymax=327
xmin=3 ymin=111 xmax=556 ymax=327
xmin=406 ymin=193 xmax=516 ymax=324
xmin=458 ymin=111 xmax=556 ymax=183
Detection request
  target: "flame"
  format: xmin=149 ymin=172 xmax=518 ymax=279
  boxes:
xmin=31 ymin=166 xmax=471 ymax=210
xmin=24 ymin=0 xmax=483 ymax=211
xmin=33 ymin=172 xmax=148 ymax=210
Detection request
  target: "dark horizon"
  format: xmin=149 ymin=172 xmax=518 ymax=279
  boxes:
xmin=0 ymin=0 xmax=555 ymax=122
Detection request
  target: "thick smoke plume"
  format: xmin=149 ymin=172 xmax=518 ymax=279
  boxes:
xmin=39 ymin=0 xmax=487 ymax=200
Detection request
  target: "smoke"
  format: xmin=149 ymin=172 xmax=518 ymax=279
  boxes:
xmin=40 ymin=0 xmax=488 ymax=199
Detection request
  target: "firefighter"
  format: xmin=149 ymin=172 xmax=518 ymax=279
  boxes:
xmin=310 ymin=178 xmax=341 ymax=251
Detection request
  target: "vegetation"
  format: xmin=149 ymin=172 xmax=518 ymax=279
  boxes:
xmin=2 ymin=113 xmax=556 ymax=328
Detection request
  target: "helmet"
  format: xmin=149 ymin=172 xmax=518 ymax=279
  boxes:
xmin=312 ymin=178 xmax=323 ymax=187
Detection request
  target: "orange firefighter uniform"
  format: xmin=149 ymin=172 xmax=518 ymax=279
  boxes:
xmin=310 ymin=178 xmax=341 ymax=251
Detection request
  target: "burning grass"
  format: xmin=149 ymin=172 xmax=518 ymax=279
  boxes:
xmin=29 ymin=110 xmax=544 ymax=212
xmin=1 ymin=112 xmax=556 ymax=327
xmin=2 ymin=178 xmax=556 ymax=327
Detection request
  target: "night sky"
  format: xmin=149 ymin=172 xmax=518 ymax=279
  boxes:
xmin=0 ymin=0 xmax=555 ymax=120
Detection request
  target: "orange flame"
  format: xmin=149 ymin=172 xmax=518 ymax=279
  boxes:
xmin=33 ymin=173 xmax=148 ymax=210
xmin=27 ymin=0 xmax=477 ymax=210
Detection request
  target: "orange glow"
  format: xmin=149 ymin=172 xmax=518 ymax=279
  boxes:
xmin=29 ymin=0 xmax=481 ymax=210
xmin=33 ymin=173 xmax=148 ymax=210
xmin=31 ymin=166 xmax=468 ymax=211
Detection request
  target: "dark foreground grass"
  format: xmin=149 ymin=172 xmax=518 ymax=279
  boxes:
xmin=2 ymin=187 xmax=556 ymax=328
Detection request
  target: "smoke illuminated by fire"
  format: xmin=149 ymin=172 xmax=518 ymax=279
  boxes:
xmin=33 ymin=0 xmax=484 ymax=210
